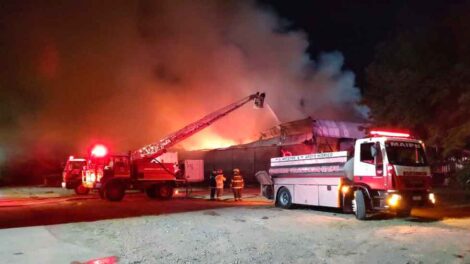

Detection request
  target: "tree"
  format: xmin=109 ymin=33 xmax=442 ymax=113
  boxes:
xmin=364 ymin=3 xmax=470 ymax=156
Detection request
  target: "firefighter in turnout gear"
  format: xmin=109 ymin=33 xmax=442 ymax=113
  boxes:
xmin=215 ymin=169 xmax=226 ymax=200
xmin=209 ymin=169 xmax=217 ymax=200
xmin=230 ymin=168 xmax=244 ymax=201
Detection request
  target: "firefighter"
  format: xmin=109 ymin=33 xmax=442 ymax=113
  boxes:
xmin=209 ymin=169 xmax=217 ymax=200
xmin=215 ymin=169 xmax=226 ymax=200
xmin=230 ymin=168 xmax=244 ymax=201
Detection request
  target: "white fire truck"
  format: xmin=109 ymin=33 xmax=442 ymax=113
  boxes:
xmin=258 ymin=130 xmax=436 ymax=219
xmin=82 ymin=92 xmax=265 ymax=201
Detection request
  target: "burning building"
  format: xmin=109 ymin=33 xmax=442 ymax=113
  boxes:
xmin=178 ymin=118 xmax=368 ymax=183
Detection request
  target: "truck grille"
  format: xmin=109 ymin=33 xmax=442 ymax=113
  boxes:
xmin=403 ymin=178 xmax=425 ymax=188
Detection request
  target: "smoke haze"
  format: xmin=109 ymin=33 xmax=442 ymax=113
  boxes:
xmin=0 ymin=0 xmax=365 ymax=168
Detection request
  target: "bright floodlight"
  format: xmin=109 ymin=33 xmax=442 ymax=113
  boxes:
xmin=91 ymin=144 xmax=108 ymax=157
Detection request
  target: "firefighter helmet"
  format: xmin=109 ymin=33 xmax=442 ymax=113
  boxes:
xmin=233 ymin=168 xmax=240 ymax=174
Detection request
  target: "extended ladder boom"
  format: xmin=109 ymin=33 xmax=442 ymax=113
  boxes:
xmin=131 ymin=92 xmax=266 ymax=160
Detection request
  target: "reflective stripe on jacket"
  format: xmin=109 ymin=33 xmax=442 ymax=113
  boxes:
xmin=231 ymin=175 xmax=244 ymax=189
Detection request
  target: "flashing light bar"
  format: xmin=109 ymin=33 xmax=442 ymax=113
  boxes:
xmin=369 ymin=130 xmax=410 ymax=138
xmin=91 ymin=144 xmax=108 ymax=157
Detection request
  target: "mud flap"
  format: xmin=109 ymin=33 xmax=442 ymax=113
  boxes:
xmin=255 ymin=171 xmax=274 ymax=199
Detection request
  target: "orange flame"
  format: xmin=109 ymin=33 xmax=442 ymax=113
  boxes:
xmin=179 ymin=131 xmax=239 ymax=150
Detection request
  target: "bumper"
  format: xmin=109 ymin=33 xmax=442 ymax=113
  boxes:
xmin=374 ymin=191 xmax=435 ymax=211
xmin=61 ymin=179 xmax=82 ymax=189
xmin=83 ymin=181 xmax=101 ymax=189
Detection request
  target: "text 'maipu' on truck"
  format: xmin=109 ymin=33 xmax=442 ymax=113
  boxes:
xmin=62 ymin=156 xmax=89 ymax=195
xmin=258 ymin=129 xmax=436 ymax=220
xmin=82 ymin=92 xmax=266 ymax=201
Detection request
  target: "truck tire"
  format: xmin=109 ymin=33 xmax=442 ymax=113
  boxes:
xmin=105 ymin=181 xmax=125 ymax=202
xmin=276 ymin=188 xmax=292 ymax=209
xmin=158 ymin=185 xmax=174 ymax=200
xmin=353 ymin=190 xmax=367 ymax=220
xmin=145 ymin=185 xmax=157 ymax=199
xmin=396 ymin=208 xmax=411 ymax=218
xmin=74 ymin=184 xmax=90 ymax=195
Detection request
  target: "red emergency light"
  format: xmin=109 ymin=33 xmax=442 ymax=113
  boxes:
xmin=369 ymin=130 xmax=410 ymax=138
xmin=91 ymin=144 xmax=108 ymax=157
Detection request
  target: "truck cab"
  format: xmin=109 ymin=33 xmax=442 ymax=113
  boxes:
xmin=62 ymin=156 xmax=89 ymax=195
xmin=350 ymin=131 xmax=433 ymax=218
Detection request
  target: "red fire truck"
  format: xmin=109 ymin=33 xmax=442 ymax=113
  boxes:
xmin=259 ymin=130 xmax=435 ymax=220
xmin=62 ymin=156 xmax=89 ymax=195
xmin=82 ymin=92 xmax=265 ymax=201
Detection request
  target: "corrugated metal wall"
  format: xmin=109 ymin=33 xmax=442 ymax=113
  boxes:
xmin=179 ymin=146 xmax=280 ymax=184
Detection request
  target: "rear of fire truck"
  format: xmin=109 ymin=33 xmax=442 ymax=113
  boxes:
xmin=62 ymin=156 xmax=89 ymax=195
xmin=82 ymin=145 xmax=179 ymax=201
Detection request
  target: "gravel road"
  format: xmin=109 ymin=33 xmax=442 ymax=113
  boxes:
xmin=2 ymin=206 xmax=468 ymax=264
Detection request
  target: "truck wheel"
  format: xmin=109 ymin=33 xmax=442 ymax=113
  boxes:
xmin=353 ymin=190 xmax=367 ymax=220
xmin=158 ymin=185 xmax=174 ymax=199
xmin=276 ymin=188 xmax=292 ymax=209
xmin=396 ymin=208 xmax=411 ymax=218
xmin=74 ymin=184 xmax=90 ymax=195
xmin=145 ymin=186 xmax=157 ymax=199
xmin=105 ymin=182 xmax=125 ymax=202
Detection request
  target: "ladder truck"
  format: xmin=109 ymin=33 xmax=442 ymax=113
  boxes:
xmin=257 ymin=130 xmax=436 ymax=220
xmin=82 ymin=92 xmax=266 ymax=201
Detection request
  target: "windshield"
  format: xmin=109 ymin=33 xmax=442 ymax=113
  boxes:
xmin=385 ymin=141 xmax=428 ymax=166
xmin=69 ymin=161 xmax=86 ymax=170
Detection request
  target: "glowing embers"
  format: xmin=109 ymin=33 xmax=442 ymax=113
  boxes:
xmin=369 ymin=130 xmax=410 ymax=138
xmin=91 ymin=144 xmax=108 ymax=157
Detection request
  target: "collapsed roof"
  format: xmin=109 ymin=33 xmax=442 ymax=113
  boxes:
xmin=242 ymin=118 xmax=369 ymax=148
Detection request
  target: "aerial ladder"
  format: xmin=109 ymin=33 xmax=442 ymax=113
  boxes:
xmin=83 ymin=92 xmax=266 ymax=201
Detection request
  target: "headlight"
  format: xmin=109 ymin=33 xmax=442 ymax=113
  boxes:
xmin=387 ymin=194 xmax=402 ymax=207
xmin=429 ymin=193 xmax=436 ymax=204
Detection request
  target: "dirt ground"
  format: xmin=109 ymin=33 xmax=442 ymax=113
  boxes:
xmin=1 ymin=187 xmax=470 ymax=264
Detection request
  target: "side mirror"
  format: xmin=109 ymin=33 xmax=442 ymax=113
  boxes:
xmin=370 ymin=145 xmax=377 ymax=158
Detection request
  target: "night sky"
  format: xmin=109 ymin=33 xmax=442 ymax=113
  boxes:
xmin=260 ymin=0 xmax=462 ymax=88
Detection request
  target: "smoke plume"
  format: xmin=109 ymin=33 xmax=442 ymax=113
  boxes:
xmin=0 ymin=0 xmax=364 ymax=168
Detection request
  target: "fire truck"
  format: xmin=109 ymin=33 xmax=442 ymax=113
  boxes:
xmin=62 ymin=156 xmax=89 ymax=195
xmin=82 ymin=92 xmax=266 ymax=201
xmin=258 ymin=130 xmax=436 ymax=220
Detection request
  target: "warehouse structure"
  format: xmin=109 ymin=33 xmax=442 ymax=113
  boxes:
xmin=178 ymin=118 xmax=368 ymax=183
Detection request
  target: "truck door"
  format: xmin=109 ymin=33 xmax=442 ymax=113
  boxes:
xmin=355 ymin=141 xmax=385 ymax=189
xmin=373 ymin=142 xmax=388 ymax=188
xmin=113 ymin=156 xmax=131 ymax=178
